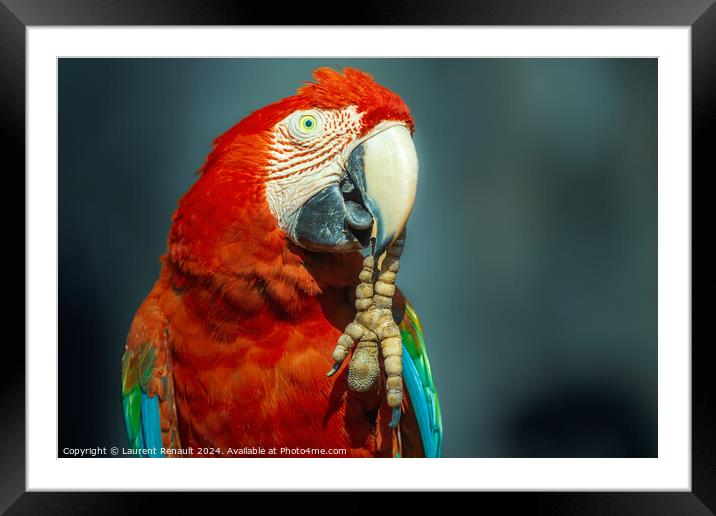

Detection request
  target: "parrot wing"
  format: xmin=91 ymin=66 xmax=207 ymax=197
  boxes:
xmin=400 ymin=302 xmax=443 ymax=457
xmin=121 ymin=298 xmax=179 ymax=456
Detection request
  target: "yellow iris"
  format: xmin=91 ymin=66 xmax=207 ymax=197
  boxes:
xmin=299 ymin=114 xmax=318 ymax=133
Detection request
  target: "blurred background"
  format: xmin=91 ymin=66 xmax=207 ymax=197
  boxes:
xmin=59 ymin=58 xmax=657 ymax=458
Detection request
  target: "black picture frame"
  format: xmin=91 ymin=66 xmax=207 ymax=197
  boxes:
xmin=2 ymin=1 xmax=709 ymax=513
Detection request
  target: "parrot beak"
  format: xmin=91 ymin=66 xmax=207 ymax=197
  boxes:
xmin=290 ymin=123 xmax=417 ymax=256
xmin=345 ymin=124 xmax=418 ymax=259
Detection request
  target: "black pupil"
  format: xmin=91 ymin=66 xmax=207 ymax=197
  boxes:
xmin=305 ymin=119 xmax=313 ymax=127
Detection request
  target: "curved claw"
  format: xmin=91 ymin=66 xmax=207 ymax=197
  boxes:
xmin=389 ymin=406 xmax=402 ymax=428
xmin=326 ymin=361 xmax=342 ymax=377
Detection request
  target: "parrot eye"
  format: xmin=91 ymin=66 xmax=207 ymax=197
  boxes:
xmin=286 ymin=111 xmax=325 ymax=141
xmin=299 ymin=115 xmax=318 ymax=133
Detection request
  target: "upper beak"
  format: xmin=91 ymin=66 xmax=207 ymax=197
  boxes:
xmin=289 ymin=123 xmax=418 ymax=256
xmin=346 ymin=124 xmax=418 ymax=258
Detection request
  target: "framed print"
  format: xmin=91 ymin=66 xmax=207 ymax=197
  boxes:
xmin=3 ymin=0 xmax=710 ymax=513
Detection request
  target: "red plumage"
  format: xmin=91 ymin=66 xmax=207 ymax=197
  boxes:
xmin=124 ymin=68 xmax=423 ymax=457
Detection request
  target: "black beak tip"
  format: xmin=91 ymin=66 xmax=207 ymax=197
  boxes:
xmin=372 ymin=232 xmax=392 ymax=260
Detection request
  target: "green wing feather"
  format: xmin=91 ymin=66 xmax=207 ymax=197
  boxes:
xmin=121 ymin=341 xmax=160 ymax=453
xmin=399 ymin=302 xmax=443 ymax=457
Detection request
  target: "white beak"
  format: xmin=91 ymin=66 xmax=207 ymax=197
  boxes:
xmin=359 ymin=124 xmax=418 ymax=257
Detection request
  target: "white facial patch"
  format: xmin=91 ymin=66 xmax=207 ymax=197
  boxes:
xmin=264 ymin=106 xmax=362 ymax=235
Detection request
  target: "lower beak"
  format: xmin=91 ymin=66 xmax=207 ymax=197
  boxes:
xmin=347 ymin=124 xmax=418 ymax=258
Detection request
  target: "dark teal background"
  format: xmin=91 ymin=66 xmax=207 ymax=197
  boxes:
xmin=59 ymin=58 xmax=657 ymax=457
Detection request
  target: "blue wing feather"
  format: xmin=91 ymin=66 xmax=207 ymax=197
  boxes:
xmin=140 ymin=393 xmax=164 ymax=458
xmin=402 ymin=345 xmax=440 ymax=457
xmin=400 ymin=303 xmax=443 ymax=458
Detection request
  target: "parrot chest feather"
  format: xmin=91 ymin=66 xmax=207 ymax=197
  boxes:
xmin=165 ymin=282 xmax=397 ymax=457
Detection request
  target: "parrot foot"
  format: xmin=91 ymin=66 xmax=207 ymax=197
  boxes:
xmin=326 ymin=362 xmax=342 ymax=377
xmin=389 ymin=407 xmax=402 ymax=429
xmin=328 ymin=232 xmax=406 ymax=421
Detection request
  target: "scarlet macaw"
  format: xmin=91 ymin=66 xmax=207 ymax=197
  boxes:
xmin=121 ymin=67 xmax=442 ymax=457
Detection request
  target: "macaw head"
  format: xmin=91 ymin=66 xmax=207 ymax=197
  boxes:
xmin=169 ymin=67 xmax=418 ymax=306
xmin=268 ymin=68 xmax=418 ymax=259
xmin=188 ymin=67 xmax=417 ymax=262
